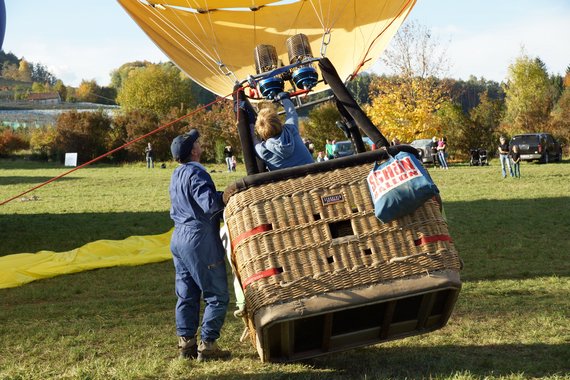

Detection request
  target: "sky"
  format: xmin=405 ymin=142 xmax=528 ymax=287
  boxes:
xmin=2 ymin=0 xmax=569 ymax=88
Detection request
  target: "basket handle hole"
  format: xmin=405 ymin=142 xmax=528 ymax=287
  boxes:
xmin=329 ymin=219 xmax=354 ymax=239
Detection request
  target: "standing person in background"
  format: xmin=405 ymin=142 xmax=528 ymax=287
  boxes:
xmin=437 ymin=137 xmax=449 ymax=170
xmin=169 ymin=129 xmax=231 ymax=362
xmin=231 ymin=155 xmax=237 ymax=172
xmin=223 ymin=145 xmax=233 ymax=172
xmin=498 ymin=136 xmax=513 ymax=178
xmin=325 ymin=139 xmax=334 ymax=160
xmin=145 ymin=143 xmax=154 ymax=169
xmin=430 ymin=137 xmax=439 ymax=168
xmin=511 ymin=145 xmax=521 ymax=178
xmin=303 ymin=138 xmax=315 ymax=156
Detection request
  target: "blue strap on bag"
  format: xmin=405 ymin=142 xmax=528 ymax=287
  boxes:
xmin=366 ymin=151 xmax=439 ymax=223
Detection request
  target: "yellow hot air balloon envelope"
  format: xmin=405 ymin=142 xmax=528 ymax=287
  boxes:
xmin=118 ymin=0 xmax=417 ymax=97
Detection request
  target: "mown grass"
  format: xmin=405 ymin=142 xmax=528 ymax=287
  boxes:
xmin=0 ymin=158 xmax=569 ymax=379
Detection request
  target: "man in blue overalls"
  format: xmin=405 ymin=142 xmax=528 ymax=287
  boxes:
xmin=169 ymin=129 xmax=230 ymax=361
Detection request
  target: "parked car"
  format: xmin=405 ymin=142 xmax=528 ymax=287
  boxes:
xmin=509 ymin=133 xmax=563 ymax=163
xmin=409 ymin=138 xmax=436 ymax=164
xmin=333 ymin=140 xmax=355 ymax=158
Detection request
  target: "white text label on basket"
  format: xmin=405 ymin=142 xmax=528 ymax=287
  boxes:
xmin=321 ymin=193 xmax=345 ymax=206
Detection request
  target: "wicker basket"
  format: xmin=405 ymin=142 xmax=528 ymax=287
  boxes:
xmin=224 ymin=157 xmax=461 ymax=362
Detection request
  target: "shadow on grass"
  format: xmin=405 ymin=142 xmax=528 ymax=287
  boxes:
xmin=0 ymin=175 xmax=79 ymax=186
xmin=186 ymin=343 xmax=569 ymax=379
xmin=301 ymin=343 xmax=570 ymax=379
xmin=0 ymin=211 xmax=172 ymax=256
xmin=443 ymin=197 xmax=570 ymax=282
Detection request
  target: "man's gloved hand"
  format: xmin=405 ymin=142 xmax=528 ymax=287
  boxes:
xmin=274 ymin=91 xmax=290 ymax=102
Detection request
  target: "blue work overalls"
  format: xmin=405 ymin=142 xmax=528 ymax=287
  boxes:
xmin=169 ymin=162 xmax=229 ymax=341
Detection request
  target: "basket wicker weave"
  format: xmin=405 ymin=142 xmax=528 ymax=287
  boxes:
xmin=224 ymin=157 xmax=461 ymax=361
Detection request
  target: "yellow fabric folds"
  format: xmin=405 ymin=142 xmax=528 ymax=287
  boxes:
xmin=0 ymin=230 xmax=173 ymax=289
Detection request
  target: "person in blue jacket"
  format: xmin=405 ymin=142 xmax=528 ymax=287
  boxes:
xmin=254 ymin=92 xmax=314 ymax=170
xmin=169 ymin=129 xmax=230 ymax=361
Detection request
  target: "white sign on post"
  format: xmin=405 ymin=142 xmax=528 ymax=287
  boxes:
xmin=64 ymin=153 xmax=78 ymax=167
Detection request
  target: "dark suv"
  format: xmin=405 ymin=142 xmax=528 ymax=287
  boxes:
xmin=509 ymin=133 xmax=562 ymax=163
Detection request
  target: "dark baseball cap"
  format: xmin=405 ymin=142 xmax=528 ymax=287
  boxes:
xmin=171 ymin=129 xmax=199 ymax=162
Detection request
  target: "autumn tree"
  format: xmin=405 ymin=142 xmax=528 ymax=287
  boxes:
xmin=0 ymin=127 xmax=29 ymax=156
xmin=366 ymin=21 xmax=450 ymax=142
xmin=185 ymin=99 xmax=238 ymax=163
xmin=112 ymin=108 xmax=172 ymax=162
xmin=502 ymin=53 xmax=552 ymax=134
xmin=76 ymin=80 xmax=101 ymax=103
xmin=29 ymin=125 xmax=57 ymax=159
xmin=366 ymin=76 xmax=448 ymax=143
xmin=17 ymin=59 xmax=32 ymax=82
xmin=116 ymin=63 xmax=194 ymax=116
xmin=53 ymin=110 xmax=113 ymax=163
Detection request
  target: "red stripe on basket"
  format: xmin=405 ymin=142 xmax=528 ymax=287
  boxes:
xmin=231 ymin=224 xmax=272 ymax=249
xmin=242 ymin=268 xmax=282 ymax=289
xmin=414 ymin=234 xmax=452 ymax=246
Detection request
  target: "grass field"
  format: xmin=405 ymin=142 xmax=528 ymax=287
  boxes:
xmin=0 ymin=158 xmax=569 ymax=379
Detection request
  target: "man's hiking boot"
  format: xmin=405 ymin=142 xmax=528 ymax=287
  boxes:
xmin=197 ymin=340 xmax=231 ymax=362
xmin=178 ymin=336 xmax=198 ymax=359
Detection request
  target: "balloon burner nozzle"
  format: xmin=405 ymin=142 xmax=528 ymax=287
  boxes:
xmin=254 ymin=44 xmax=284 ymax=99
xmin=286 ymin=33 xmax=318 ymax=90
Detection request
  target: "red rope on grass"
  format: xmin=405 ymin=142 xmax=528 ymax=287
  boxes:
xmin=1 ymin=92 xmax=235 ymax=206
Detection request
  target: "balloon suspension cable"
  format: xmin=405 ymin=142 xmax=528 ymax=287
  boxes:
xmin=0 ymin=92 xmax=237 ymax=207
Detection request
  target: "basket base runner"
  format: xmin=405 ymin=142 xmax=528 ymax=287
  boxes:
xmin=252 ymin=270 xmax=461 ymax=362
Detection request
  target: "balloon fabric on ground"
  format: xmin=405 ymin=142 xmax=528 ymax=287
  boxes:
xmin=0 ymin=230 xmax=172 ymax=289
